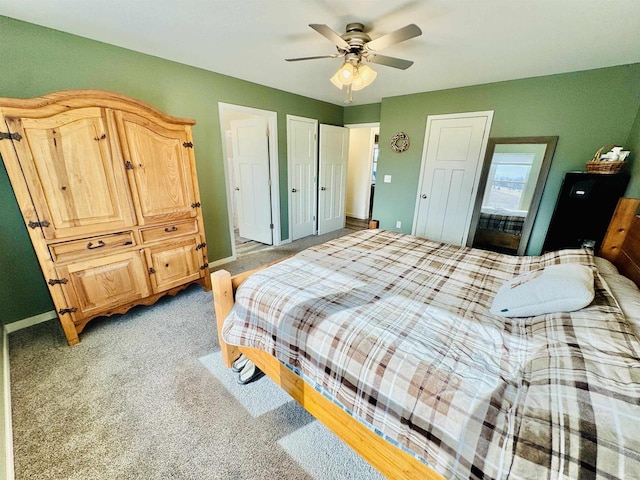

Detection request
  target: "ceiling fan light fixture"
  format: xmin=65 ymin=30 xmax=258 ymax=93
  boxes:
xmin=330 ymin=71 xmax=344 ymax=89
xmin=358 ymin=64 xmax=377 ymax=86
xmin=331 ymin=61 xmax=377 ymax=91
xmin=339 ymin=62 xmax=354 ymax=84
xmin=351 ymin=76 xmax=365 ymax=92
xmin=349 ymin=64 xmax=378 ymax=91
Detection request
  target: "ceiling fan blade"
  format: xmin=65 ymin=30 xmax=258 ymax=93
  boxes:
xmin=309 ymin=24 xmax=350 ymax=50
xmin=285 ymin=54 xmax=341 ymax=62
xmin=366 ymin=54 xmax=414 ymax=70
xmin=365 ymin=24 xmax=422 ymax=51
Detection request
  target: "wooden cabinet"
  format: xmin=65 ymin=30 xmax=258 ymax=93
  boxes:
xmin=0 ymin=91 xmax=211 ymax=345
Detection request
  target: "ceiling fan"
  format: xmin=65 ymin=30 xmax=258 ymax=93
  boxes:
xmin=286 ymin=22 xmax=422 ymax=101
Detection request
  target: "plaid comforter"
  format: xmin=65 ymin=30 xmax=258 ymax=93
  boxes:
xmin=222 ymin=229 xmax=640 ymax=479
xmin=478 ymin=212 xmax=525 ymax=235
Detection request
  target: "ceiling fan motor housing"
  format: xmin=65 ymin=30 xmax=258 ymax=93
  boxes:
xmin=341 ymin=23 xmax=371 ymax=52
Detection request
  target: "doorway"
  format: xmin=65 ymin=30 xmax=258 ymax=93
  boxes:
xmin=345 ymin=123 xmax=379 ymax=223
xmin=218 ymin=103 xmax=280 ymax=260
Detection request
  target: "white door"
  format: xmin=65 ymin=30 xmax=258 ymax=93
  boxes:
xmin=318 ymin=125 xmax=349 ymax=235
xmin=231 ymin=117 xmax=273 ymax=245
xmin=412 ymin=111 xmax=493 ymax=245
xmin=287 ymin=116 xmax=318 ymax=240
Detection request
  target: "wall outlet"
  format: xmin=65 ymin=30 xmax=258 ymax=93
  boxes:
xmin=395 ymin=220 xmax=402 ymax=228
xmin=383 ymin=175 xmax=392 ymax=183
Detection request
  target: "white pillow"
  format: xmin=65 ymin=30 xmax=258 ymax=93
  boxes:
xmin=594 ymin=256 xmax=619 ymax=276
xmin=491 ymin=264 xmax=595 ymax=317
xmin=594 ymin=262 xmax=640 ymax=336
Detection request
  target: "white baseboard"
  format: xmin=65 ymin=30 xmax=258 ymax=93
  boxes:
xmin=208 ymin=255 xmax=236 ymax=269
xmin=4 ymin=310 xmax=56 ymax=334
xmin=3 ymin=327 xmax=14 ymax=480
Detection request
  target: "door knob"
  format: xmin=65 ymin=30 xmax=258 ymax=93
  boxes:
xmin=291 ymin=188 xmax=297 ymax=193
xmin=320 ymin=187 xmax=326 ymax=191
xmin=421 ymin=194 xmax=427 ymax=199
xmin=235 ymin=187 xmax=240 ymax=191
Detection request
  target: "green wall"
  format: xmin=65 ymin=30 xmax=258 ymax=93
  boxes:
xmin=344 ymin=103 xmax=381 ymax=124
xmin=0 ymin=16 xmax=343 ymax=324
xmin=626 ymin=103 xmax=640 ymax=196
xmin=372 ymin=64 xmax=640 ymax=254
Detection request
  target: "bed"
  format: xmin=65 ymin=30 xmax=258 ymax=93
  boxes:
xmin=473 ymin=208 xmax=527 ymax=252
xmin=212 ymin=197 xmax=640 ymax=479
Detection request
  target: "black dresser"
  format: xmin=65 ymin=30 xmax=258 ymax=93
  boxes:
xmin=543 ymin=171 xmax=629 ymax=252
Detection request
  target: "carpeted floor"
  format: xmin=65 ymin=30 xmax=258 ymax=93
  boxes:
xmin=9 ymin=226 xmax=380 ymax=480
xmin=231 ymin=217 xmax=369 ymax=261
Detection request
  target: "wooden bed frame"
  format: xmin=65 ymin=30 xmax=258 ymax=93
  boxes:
xmin=211 ymin=197 xmax=640 ymax=480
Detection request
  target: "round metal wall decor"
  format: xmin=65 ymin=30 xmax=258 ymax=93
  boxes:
xmin=391 ymin=132 xmax=410 ymax=153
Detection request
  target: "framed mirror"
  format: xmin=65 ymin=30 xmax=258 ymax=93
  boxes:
xmin=468 ymin=136 xmax=558 ymax=255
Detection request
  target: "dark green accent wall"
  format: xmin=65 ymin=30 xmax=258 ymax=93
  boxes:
xmin=343 ymin=103 xmax=381 ymax=124
xmin=0 ymin=16 xmax=343 ymax=324
xmin=0 ymin=167 xmax=53 ymax=319
xmin=626 ymin=104 xmax=640 ymax=196
xmin=372 ymin=64 xmax=640 ymax=254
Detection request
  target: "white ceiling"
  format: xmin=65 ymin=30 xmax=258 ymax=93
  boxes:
xmin=2 ymin=0 xmax=640 ymax=106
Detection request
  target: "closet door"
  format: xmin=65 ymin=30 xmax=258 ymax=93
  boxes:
xmin=113 ymin=111 xmax=198 ymax=225
xmin=412 ymin=111 xmax=493 ymax=245
xmin=5 ymin=107 xmax=135 ymax=240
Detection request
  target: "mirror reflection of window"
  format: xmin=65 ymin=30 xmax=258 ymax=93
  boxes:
xmin=470 ymin=137 xmax=558 ymax=256
xmin=484 ymin=154 xmax=534 ymax=212
xmin=483 ymin=144 xmax=546 ymax=213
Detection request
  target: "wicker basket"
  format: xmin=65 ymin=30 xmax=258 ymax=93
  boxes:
xmin=585 ymin=144 xmax=626 ymax=174
xmin=585 ymin=160 xmax=626 ymax=174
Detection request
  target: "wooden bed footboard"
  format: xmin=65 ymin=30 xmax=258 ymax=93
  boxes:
xmin=210 ymin=267 xmax=445 ymax=480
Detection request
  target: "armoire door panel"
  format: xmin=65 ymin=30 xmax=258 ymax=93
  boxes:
xmin=114 ymin=111 xmax=197 ymax=225
xmin=56 ymin=250 xmax=150 ymax=322
xmin=145 ymin=236 xmax=204 ymax=293
xmin=6 ymin=108 xmax=135 ymax=239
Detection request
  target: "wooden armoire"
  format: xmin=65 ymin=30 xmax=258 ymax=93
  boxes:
xmin=0 ymin=90 xmax=211 ymax=345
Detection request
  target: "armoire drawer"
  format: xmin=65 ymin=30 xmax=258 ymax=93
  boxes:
xmin=49 ymin=231 xmax=136 ymax=263
xmin=139 ymin=219 xmax=198 ymax=244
